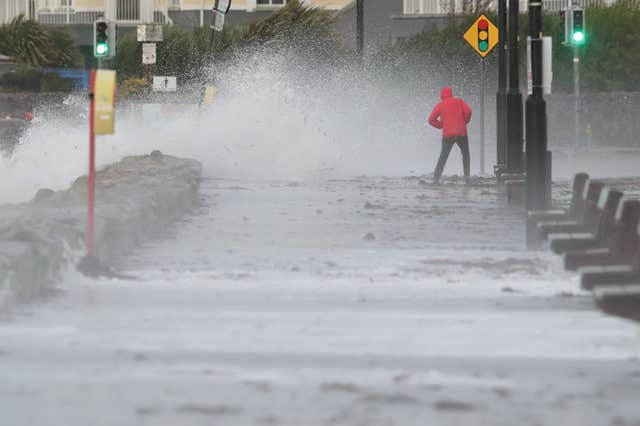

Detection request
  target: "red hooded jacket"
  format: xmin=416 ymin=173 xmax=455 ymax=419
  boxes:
xmin=428 ymin=87 xmax=472 ymax=138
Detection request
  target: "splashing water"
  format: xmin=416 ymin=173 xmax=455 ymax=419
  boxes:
xmin=0 ymin=51 xmax=456 ymax=204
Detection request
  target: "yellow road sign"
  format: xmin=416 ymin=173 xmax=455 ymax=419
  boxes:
xmin=94 ymin=69 xmax=116 ymax=135
xmin=463 ymin=14 xmax=499 ymax=58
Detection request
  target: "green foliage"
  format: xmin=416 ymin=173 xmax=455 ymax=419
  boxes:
xmin=156 ymin=25 xmax=203 ymax=80
xmin=113 ymin=0 xmax=343 ymax=82
xmin=379 ymin=3 xmax=640 ymax=93
xmin=0 ymin=15 xmax=82 ymax=68
xmin=47 ymin=29 xmax=83 ymax=68
xmin=0 ymin=15 xmax=50 ymax=67
xmin=0 ymin=67 xmax=73 ymax=92
xmin=112 ymin=35 xmax=142 ymax=80
xmin=119 ymin=77 xmax=148 ymax=98
xmin=558 ymin=2 xmax=640 ymax=91
xmin=114 ymin=26 xmax=209 ymax=82
xmin=40 ymin=72 xmax=74 ymax=91
xmin=238 ymin=0 xmax=344 ymax=62
xmin=373 ymin=15 xmax=496 ymax=97
xmin=0 ymin=68 xmax=43 ymax=91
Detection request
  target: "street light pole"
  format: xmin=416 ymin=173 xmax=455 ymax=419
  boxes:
xmin=495 ymin=0 xmax=508 ymax=173
xmin=356 ymin=0 xmax=364 ymax=60
xmin=506 ymin=0 xmax=523 ymax=173
xmin=525 ymin=0 xmax=549 ymax=211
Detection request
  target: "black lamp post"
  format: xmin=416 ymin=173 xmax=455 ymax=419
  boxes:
xmin=525 ymin=0 xmax=550 ymax=210
xmin=495 ymin=0 xmax=508 ymax=173
xmin=506 ymin=0 xmax=523 ymax=173
xmin=356 ymin=0 xmax=364 ymax=59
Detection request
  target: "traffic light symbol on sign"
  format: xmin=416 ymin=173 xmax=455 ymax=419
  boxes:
xmin=463 ymin=14 xmax=498 ymax=57
xmin=477 ymin=18 xmax=489 ymax=52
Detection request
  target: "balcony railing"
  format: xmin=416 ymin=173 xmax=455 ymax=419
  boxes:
xmin=403 ymin=0 xmax=613 ymax=14
xmin=1 ymin=0 xmax=172 ymax=25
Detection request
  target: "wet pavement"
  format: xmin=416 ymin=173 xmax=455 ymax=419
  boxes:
xmin=2 ymin=175 xmax=640 ymax=426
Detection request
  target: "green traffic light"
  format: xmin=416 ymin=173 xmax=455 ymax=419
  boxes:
xmin=572 ymin=31 xmax=584 ymax=43
xmin=479 ymin=40 xmax=488 ymax=51
xmin=96 ymin=43 xmax=109 ymax=56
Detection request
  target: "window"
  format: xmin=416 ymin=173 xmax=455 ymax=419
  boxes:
xmin=40 ymin=0 xmax=72 ymax=10
xmin=403 ymin=0 xmax=456 ymax=14
xmin=404 ymin=0 xmax=421 ymax=13
xmin=256 ymin=0 xmax=287 ymax=5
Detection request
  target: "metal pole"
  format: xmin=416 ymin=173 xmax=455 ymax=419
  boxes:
xmin=506 ymin=0 xmax=524 ymax=173
xmin=573 ymin=45 xmax=580 ymax=149
xmin=208 ymin=13 xmax=216 ymax=63
xmin=356 ymin=0 xmax=364 ymax=60
xmin=480 ymin=58 xmax=486 ymax=175
xmin=87 ymin=70 xmax=96 ymax=257
xmin=525 ymin=0 xmax=549 ymax=213
xmin=496 ymin=0 xmax=508 ymax=171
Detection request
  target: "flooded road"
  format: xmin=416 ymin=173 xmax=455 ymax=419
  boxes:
xmin=2 ymin=176 xmax=640 ymax=426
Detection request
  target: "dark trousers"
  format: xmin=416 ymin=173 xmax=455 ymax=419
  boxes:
xmin=433 ymin=135 xmax=470 ymax=181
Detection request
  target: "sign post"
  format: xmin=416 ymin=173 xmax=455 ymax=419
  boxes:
xmin=463 ymin=14 xmax=499 ymax=175
xmin=86 ymin=69 xmax=116 ymax=257
xmin=88 ymin=70 xmax=96 ymax=256
xmin=209 ymin=0 xmax=232 ymax=59
xmin=480 ymin=58 xmax=486 ymax=175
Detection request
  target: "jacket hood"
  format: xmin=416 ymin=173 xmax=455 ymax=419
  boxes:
xmin=440 ymin=86 xmax=453 ymax=100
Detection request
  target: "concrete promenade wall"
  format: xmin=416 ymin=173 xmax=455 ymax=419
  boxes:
xmin=0 ymin=151 xmax=202 ymax=309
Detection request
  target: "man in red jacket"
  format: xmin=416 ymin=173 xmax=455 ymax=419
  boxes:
xmin=428 ymin=86 xmax=472 ymax=184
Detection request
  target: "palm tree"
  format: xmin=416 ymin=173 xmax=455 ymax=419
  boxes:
xmin=238 ymin=0 xmax=344 ymax=59
xmin=0 ymin=14 xmax=50 ymax=67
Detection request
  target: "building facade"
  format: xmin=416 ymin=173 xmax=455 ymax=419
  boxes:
xmin=0 ymin=0 xmax=614 ymax=47
xmin=0 ymin=0 xmax=352 ymax=26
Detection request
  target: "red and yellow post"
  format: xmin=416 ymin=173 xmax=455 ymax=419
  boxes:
xmin=87 ymin=69 xmax=116 ymax=257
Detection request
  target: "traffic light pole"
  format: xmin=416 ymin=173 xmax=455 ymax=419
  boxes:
xmin=495 ymin=0 xmax=508 ymax=173
xmin=525 ymin=0 xmax=550 ymax=212
xmin=573 ymin=45 xmax=580 ymax=149
xmin=506 ymin=0 xmax=523 ymax=173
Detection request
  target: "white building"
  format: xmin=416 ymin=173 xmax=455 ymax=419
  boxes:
xmin=0 ymin=0 xmax=352 ymax=25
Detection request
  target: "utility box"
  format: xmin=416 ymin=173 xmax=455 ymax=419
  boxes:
xmin=527 ymin=36 xmax=553 ymax=95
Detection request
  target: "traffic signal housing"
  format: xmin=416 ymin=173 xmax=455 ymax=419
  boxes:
xmin=559 ymin=10 xmax=567 ymax=44
xmin=572 ymin=9 xmax=585 ymax=45
xmin=477 ymin=18 xmax=489 ymax=53
xmin=93 ymin=19 xmax=116 ymax=58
